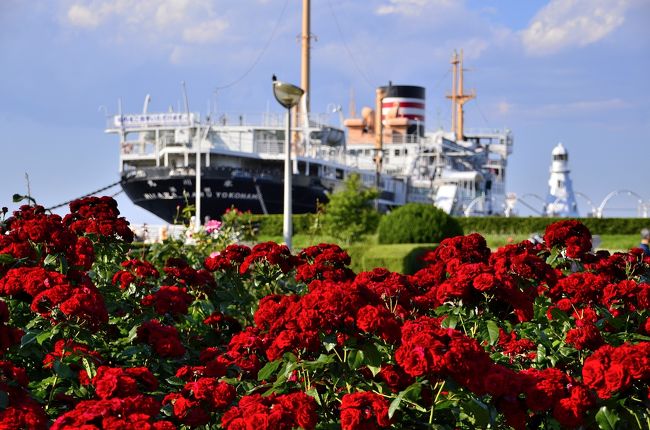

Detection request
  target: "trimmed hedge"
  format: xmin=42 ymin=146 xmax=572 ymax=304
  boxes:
xmin=251 ymin=214 xmax=315 ymax=236
xmin=346 ymin=243 xmax=437 ymax=275
xmin=457 ymin=217 xmax=650 ymax=235
xmin=251 ymin=214 xmax=650 ymax=238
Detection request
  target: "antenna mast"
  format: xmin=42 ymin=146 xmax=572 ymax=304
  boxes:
xmin=447 ymin=50 xmax=475 ymax=141
xmin=449 ymin=51 xmax=457 ymax=133
xmin=301 ymin=0 xmax=310 ymax=114
xmin=292 ymin=0 xmax=311 ymax=153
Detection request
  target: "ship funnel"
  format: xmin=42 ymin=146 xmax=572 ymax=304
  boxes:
xmin=379 ymin=85 xmax=425 ymax=136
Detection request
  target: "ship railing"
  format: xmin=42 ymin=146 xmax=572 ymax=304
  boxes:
xmin=254 ymin=139 xmax=284 ymax=155
xmin=209 ymin=113 xmax=281 ymax=128
xmin=307 ymin=146 xmax=352 ymax=165
xmin=208 ymin=112 xmax=335 ymax=129
xmin=384 ymin=134 xmax=423 ymax=144
xmin=464 ymin=127 xmax=511 ymax=136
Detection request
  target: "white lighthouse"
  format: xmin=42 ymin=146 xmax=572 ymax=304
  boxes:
xmin=545 ymin=143 xmax=579 ymax=217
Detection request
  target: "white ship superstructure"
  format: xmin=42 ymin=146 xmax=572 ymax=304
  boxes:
xmin=343 ymin=51 xmax=513 ymax=216
xmin=106 ymin=1 xmax=514 ymax=222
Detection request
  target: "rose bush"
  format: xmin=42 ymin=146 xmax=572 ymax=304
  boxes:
xmin=0 ymin=196 xmax=648 ymax=429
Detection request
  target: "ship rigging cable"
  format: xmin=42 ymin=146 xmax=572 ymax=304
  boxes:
xmin=472 ymin=97 xmax=491 ymax=127
xmin=327 ymin=0 xmax=376 ymax=90
xmin=214 ymin=0 xmax=290 ymax=91
xmin=45 ymin=180 xmax=122 ymax=211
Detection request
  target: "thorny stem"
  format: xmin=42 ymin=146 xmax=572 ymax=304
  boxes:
xmin=458 ymin=310 xmax=468 ymax=334
xmin=46 ymin=374 xmax=59 ymax=411
xmin=47 ymin=342 xmax=69 ymax=411
xmin=306 ymin=370 xmax=311 ymax=390
xmin=332 ymin=347 xmax=343 ymax=363
xmin=429 ymin=381 xmax=446 ymax=424
xmin=434 ymin=380 xmax=446 ymax=404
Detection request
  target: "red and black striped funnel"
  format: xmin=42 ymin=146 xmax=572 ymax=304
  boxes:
xmin=379 ymin=85 xmax=425 ymax=136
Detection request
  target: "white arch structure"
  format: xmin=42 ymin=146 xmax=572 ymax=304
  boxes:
xmin=596 ymin=190 xmax=647 ymax=218
xmin=516 ymin=193 xmax=546 ymax=216
xmin=464 ymin=196 xmax=482 ymax=217
xmin=574 ymin=191 xmax=596 ymax=217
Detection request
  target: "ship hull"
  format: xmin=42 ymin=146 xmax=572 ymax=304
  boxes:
xmin=121 ymin=167 xmax=330 ymax=223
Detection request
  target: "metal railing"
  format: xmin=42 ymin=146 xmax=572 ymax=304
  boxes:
xmin=254 ymin=139 xmax=284 ymax=155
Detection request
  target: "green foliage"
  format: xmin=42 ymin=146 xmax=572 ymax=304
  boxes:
xmin=321 ymin=173 xmax=380 ymax=244
xmin=250 ymin=214 xmax=649 ymax=242
xmin=144 ymin=206 xmax=259 ymax=268
xmin=458 ymin=216 xmax=650 ymax=235
xmin=378 ymin=203 xmax=463 ymax=244
xmin=250 ymin=214 xmax=314 ymax=237
xmin=347 ymin=243 xmax=437 ymax=274
xmin=219 ymin=206 xmax=257 ymax=242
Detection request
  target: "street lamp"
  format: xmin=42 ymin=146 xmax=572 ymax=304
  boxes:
xmin=272 ymin=76 xmax=304 ymax=250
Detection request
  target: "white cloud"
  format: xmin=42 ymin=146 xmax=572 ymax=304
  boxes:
xmin=67 ymin=4 xmax=99 ymax=28
xmin=62 ymin=0 xmax=237 ymax=63
xmin=64 ymin=0 xmax=227 ymax=43
xmin=183 ymin=19 xmax=229 ymax=44
xmin=521 ymin=0 xmax=631 ymax=56
xmin=376 ymin=0 xmax=457 ymax=16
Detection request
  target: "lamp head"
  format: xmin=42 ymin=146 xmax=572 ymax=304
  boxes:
xmin=272 ymin=78 xmax=304 ymax=109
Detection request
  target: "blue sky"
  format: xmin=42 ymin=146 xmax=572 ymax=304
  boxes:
xmin=1 ymin=0 xmax=649 ymax=223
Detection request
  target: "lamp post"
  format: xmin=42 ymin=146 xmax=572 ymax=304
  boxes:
xmin=272 ymin=76 xmax=304 ymax=250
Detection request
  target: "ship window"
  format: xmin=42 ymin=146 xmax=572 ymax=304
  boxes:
xmin=404 ymin=149 xmax=408 ymax=155
xmin=336 ymin=169 xmax=343 ymax=179
xmin=394 ymin=149 xmax=400 ymax=156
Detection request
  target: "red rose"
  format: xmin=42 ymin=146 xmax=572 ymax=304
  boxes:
xmin=603 ymin=363 xmax=631 ymax=396
xmin=340 ymin=392 xmax=390 ymax=430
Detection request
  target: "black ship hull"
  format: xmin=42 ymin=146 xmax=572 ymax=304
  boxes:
xmin=121 ymin=167 xmax=331 ymax=223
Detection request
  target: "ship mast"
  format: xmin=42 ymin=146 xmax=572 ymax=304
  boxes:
xmin=447 ymin=50 xmax=475 ymax=141
xmin=292 ymin=0 xmax=311 ymax=154
xmin=450 ymin=52 xmax=457 ymax=134
xmin=301 ymin=0 xmax=310 ymax=114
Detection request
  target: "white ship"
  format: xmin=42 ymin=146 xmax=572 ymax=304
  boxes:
xmin=106 ymin=1 xmax=513 ymax=223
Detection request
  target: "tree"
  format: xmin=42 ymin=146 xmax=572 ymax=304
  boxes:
xmin=322 ymin=174 xmax=380 ymax=244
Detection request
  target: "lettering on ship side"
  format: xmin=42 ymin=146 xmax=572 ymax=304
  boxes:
xmin=143 ymin=188 xmax=257 ymax=201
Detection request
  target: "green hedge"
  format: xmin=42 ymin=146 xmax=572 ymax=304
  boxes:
xmin=346 ymin=243 xmax=436 ymax=275
xmin=251 ymin=214 xmax=316 ymax=236
xmin=457 ymin=217 xmax=650 ymax=235
xmin=251 ymin=214 xmax=649 ymax=238
xmin=377 ymin=203 xmax=463 ymax=244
